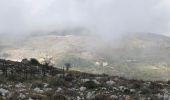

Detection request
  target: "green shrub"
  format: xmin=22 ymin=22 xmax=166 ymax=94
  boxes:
xmin=30 ymin=58 xmax=40 ymax=66
xmin=84 ymin=81 xmax=98 ymax=89
xmin=49 ymin=77 xmax=69 ymax=87
xmin=64 ymin=74 xmax=74 ymax=82
xmin=31 ymin=81 xmax=44 ymax=89
xmin=140 ymin=88 xmax=152 ymax=95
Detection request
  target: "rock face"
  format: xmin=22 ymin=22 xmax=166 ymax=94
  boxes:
xmin=0 ymin=59 xmax=170 ymax=100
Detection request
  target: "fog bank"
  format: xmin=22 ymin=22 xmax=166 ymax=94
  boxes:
xmin=0 ymin=0 xmax=169 ymax=37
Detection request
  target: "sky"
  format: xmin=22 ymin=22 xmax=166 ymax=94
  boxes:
xmin=0 ymin=0 xmax=169 ymax=36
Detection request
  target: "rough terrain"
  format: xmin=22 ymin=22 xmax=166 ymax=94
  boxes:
xmin=0 ymin=59 xmax=170 ymax=100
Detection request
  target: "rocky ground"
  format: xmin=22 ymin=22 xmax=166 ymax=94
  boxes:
xmin=0 ymin=59 xmax=170 ymax=100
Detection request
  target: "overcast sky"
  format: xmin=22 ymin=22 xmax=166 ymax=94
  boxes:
xmin=0 ymin=0 xmax=169 ymax=36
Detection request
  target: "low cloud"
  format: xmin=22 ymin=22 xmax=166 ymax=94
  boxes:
xmin=0 ymin=0 xmax=169 ymax=37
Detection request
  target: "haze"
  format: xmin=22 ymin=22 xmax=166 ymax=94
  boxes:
xmin=1 ymin=0 xmax=170 ymax=81
xmin=0 ymin=0 xmax=169 ymax=37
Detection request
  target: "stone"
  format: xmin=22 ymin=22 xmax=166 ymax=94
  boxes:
xmin=56 ymin=87 xmax=62 ymax=92
xmin=19 ymin=93 xmax=26 ymax=99
xmin=106 ymin=80 xmax=115 ymax=86
xmin=0 ymin=88 xmax=9 ymax=97
xmin=86 ymin=91 xmax=95 ymax=99
xmin=110 ymin=95 xmax=118 ymax=99
xmin=80 ymin=86 xmax=86 ymax=91
xmin=81 ymin=79 xmax=90 ymax=83
xmin=33 ymin=88 xmax=44 ymax=93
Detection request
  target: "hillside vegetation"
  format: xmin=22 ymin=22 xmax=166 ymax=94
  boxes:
xmin=0 ymin=59 xmax=170 ymax=100
xmin=1 ymin=32 xmax=170 ymax=80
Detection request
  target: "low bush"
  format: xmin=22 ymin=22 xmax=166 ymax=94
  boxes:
xmin=31 ymin=81 xmax=44 ymax=89
xmin=94 ymin=93 xmax=112 ymax=100
xmin=49 ymin=77 xmax=70 ymax=87
xmin=84 ymin=80 xmax=98 ymax=89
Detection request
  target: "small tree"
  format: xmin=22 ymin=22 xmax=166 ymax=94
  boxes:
xmin=3 ymin=61 xmax=8 ymax=77
xmin=65 ymin=63 xmax=71 ymax=71
xmin=30 ymin=58 xmax=40 ymax=66
xmin=21 ymin=58 xmax=29 ymax=64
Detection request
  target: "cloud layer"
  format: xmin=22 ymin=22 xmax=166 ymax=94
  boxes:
xmin=0 ymin=0 xmax=169 ymax=36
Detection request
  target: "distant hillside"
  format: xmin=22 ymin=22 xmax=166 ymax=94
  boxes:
xmin=1 ymin=33 xmax=170 ymax=80
xmin=94 ymin=33 xmax=170 ymax=80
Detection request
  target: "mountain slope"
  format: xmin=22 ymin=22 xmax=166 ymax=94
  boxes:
xmin=1 ymin=33 xmax=170 ymax=80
